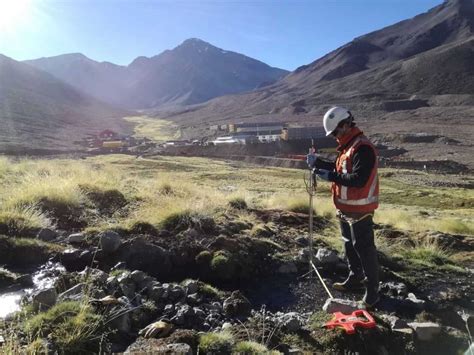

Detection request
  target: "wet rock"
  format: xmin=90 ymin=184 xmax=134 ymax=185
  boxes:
xmin=17 ymin=274 xmax=34 ymax=287
xmin=315 ymin=248 xmax=339 ymax=265
xmin=36 ymin=228 xmax=57 ymax=242
xmin=223 ymin=291 xmax=251 ymax=318
xmin=278 ymin=262 xmax=298 ymax=274
xmin=58 ymin=283 xmax=85 ymax=302
xmin=32 ymin=287 xmax=57 ymax=311
xmin=68 ymin=233 xmax=85 ymax=244
xmin=182 ymin=279 xmax=198 ymax=294
xmin=100 ymin=231 xmax=122 ymax=253
xmin=380 ymin=281 xmax=408 ymax=297
xmin=322 ymin=298 xmax=360 ymax=314
xmin=408 ymin=322 xmax=441 ymax=341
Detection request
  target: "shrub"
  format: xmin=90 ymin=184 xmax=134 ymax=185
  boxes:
xmin=210 ymin=251 xmax=237 ymax=280
xmin=229 ymin=197 xmax=248 ymax=210
xmin=25 ymin=301 xmax=105 ymax=354
xmin=199 ymin=331 xmax=234 ymax=354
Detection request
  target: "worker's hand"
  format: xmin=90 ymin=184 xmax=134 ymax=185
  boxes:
xmin=315 ymin=169 xmax=331 ymax=181
xmin=139 ymin=320 xmax=173 ymax=339
xmin=306 ymin=154 xmax=317 ymax=168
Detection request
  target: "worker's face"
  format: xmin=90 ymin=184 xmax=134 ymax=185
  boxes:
xmin=332 ymin=122 xmax=350 ymax=140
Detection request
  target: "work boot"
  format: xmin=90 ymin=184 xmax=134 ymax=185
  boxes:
xmin=362 ymin=287 xmax=380 ymax=308
xmin=333 ymin=275 xmax=366 ymax=292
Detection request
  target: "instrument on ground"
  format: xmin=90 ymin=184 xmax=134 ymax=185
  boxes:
xmin=325 ymin=310 xmax=376 ymax=334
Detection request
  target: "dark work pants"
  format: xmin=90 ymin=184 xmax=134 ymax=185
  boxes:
xmin=339 ymin=215 xmax=379 ymax=292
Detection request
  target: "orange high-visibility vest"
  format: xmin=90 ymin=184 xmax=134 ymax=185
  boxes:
xmin=332 ymin=134 xmax=379 ymax=213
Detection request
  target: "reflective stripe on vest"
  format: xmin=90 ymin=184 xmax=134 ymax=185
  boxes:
xmin=337 ymin=176 xmax=378 ymax=205
xmin=334 ymin=136 xmax=378 ymax=210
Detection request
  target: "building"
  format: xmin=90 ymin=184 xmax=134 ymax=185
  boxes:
xmin=281 ymin=126 xmax=326 ymax=141
xmin=228 ymin=122 xmax=285 ymax=134
xmin=98 ymin=129 xmax=119 ymax=140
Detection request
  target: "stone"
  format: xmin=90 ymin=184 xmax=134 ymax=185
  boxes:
xmin=405 ymin=293 xmax=426 ymax=310
xmin=32 ymin=287 xmax=57 ymax=311
xmin=222 ymin=322 xmax=233 ymax=330
xmin=407 ymin=322 xmax=441 ymax=341
xmin=17 ymin=274 xmax=34 ymax=287
xmin=58 ymin=283 xmax=85 ymax=302
xmin=186 ymin=293 xmax=201 ymax=305
xmin=322 ymin=298 xmax=360 ymax=314
xmin=36 ymin=228 xmax=57 ymax=242
xmin=315 ymin=248 xmax=339 ymax=265
xmin=158 ymin=343 xmax=192 ymax=355
xmin=170 ymin=285 xmax=185 ymax=301
xmin=223 ymin=291 xmax=251 ymax=318
xmin=80 ymin=267 xmax=108 ymax=284
xmin=380 ymin=314 xmax=409 ymax=330
xmin=182 ymin=279 xmax=198 ymax=294
xmin=380 ymin=281 xmax=408 ymax=297
xmin=100 ymin=231 xmax=121 ymax=253
xmin=164 ymin=304 xmax=175 ymax=315
xmin=68 ymin=233 xmax=85 ymax=244
xmin=278 ymin=262 xmax=298 ymax=274
xmin=281 ymin=312 xmax=303 ymax=332
xmin=148 ymin=286 xmax=164 ymax=302
xmin=193 ymin=307 xmax=205 ymax=318
xmin=110 ymin=311 xmax=132 ymax=334
xmin=130 ymin=270 xmax=146 ymax=284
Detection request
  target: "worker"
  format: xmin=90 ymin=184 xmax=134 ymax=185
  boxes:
xmin=307 ymin=107 xmax=380 ymax=307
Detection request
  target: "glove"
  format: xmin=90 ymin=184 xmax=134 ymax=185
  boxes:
xmin=306 ymin=154 xmax=317 ymax=168
xmin=139 ymin=320 xmax=173 ymax=338
xmin=315 ymin=169 xmax=331 ymax=181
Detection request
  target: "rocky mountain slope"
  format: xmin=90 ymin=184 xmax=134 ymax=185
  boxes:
xmin=160 ymin=0 xmax=474 ymax=169
xmin=0 ymin=54 xmax=130 ymax=152
xmin=25 ymin=39 xmax=288 ymax=109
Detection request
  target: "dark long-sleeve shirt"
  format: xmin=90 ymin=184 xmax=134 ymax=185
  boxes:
xmin=313 ymin=145 xmax=375 ymax=187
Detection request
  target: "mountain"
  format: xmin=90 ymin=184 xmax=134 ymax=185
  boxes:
xmin=0 ymin=54 xmax=130 ymax=152
xmin=24 ymin=53 xmax=127 ymax=108
xmin=25 ymin=39 xmax=289 ymax=109
xmin=163 ymin=0 xmax=474 ymax=124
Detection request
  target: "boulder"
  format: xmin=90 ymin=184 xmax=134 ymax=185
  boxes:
xmin=100 ymin=231 xmax=122 ymax=253
xmin=408 ymin=322 xmax=441 ymax=341
xmin=58 ymin=283 xmax=85 ymax=302
xmin=315 ymin=248 xmax=339 ymax=265
xmin=68 ymin=233 xmax=85 ymax=244
xmin=32 ymin=287 xmax=57 ymax=311
xmin=223 ymin=291 xmax=251 ymax=318
xmin=380 ymin=281 xmax=408 ymax=297
xmin=36 ymin=228 xmax=57 ymax=242
xmin=130 ymin=270 xmax=146 ymax=284
xmin=110 ymin=310 xmax=132 ymax=334
xmin=380 ymin=314 xmax=410 ymax=330
xmin=295 ymin=236 xmax=309 ymax=246
xmin=182 ymin=279 xmax=198 ymax=294
xmin=322 ymin=298 xmax=360 ymax=314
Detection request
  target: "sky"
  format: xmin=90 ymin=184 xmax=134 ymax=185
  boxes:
xmin=0 ymin=0 xmax=443 ymax=71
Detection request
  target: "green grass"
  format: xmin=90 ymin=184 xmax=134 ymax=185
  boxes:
xmin=199 ymin=331 xmax=234 ymax=354
xmin=233 ymin=340 xmax=271 ymax=354
xmin=25 ymin=301 xmax=105 ymax=354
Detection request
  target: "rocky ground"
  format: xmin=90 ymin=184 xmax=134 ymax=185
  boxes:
xmin=0 ymin=205 xmax=472 ymax=354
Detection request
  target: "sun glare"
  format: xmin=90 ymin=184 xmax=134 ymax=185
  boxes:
xmin=0 ymin=0 xmax=32 ymax=32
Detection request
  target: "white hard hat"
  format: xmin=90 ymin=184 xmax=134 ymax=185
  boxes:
xmin=323 ymin=107 xmax=352 ymax=136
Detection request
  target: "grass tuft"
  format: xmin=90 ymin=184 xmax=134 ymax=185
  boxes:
xmin=199 ymin=331 xmax=234 ymax=354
